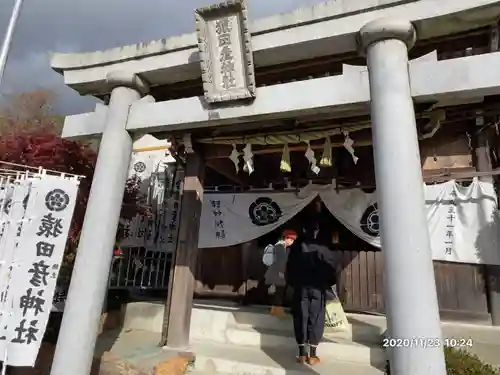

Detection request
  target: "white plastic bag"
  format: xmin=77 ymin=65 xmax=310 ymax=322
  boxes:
xmin=325 ymin=298 xmax=349 ymax=333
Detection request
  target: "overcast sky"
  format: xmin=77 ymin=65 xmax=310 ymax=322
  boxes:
xmin=0 ymin=0 xmax=322 ymax=114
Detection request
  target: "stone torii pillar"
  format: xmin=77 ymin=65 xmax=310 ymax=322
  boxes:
xmin=50 ymin=72 xmax=149 ymax=375
xmin=358 ymin=19 xmax=447 ymax=375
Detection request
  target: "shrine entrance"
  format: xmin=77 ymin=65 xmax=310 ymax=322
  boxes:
xmin=193 ymin=136 xmax=491 ymax=321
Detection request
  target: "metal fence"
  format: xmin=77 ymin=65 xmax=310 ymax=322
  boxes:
xmin=108 ymin=247 xmax=172 ymax=290
xmin=107 ymin=158 xmax=181 ymax=291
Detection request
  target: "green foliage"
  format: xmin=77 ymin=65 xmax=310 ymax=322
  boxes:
xmin=444 ymin=347 xmax=500 ymax=375
xmin=385 ymin=347 xmax=500 ymax=375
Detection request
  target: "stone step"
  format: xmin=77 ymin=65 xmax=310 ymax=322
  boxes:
xmin=223 ymin=325 xmax=386 ymax=366
xmin=122 ymin=301 xmax=385 ymax=345
xmin=189 ymin=341 xmax=385 ymax=375
xmin=190 ymin=302 xmax=384 ymax=345
xmin=233 ymin=317 xmax=382 ymax=344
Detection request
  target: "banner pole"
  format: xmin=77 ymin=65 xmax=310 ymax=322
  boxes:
xmin=0 ymin=0 xmax=25 ymax=88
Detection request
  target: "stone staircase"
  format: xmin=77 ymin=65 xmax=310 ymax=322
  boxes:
xmin=187 ymin=341 xmax=384 ymax=375
xmin=187 ymin=302 xmax=385 ymax=374
xmin=102 ymin=300 xmax=500 ymax=374
xmin=122 ymin=300 xmax=387 ymax=374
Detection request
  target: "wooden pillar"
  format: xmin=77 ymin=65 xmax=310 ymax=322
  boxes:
xmin=479 ymin=25 xmax=500 ymax=327
xmin=164 ymin=151 xmax=205 ymax=347
xmin=239 ymin=241 xmax=254 ymax=298
xmin=475 ymin=133 xmax=500 ymax=326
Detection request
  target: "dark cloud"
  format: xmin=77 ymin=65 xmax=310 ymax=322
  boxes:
xmin=0 ymin=0 xmax=321 ymax=114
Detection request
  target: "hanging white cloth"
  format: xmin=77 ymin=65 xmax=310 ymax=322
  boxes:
xmin=198 ymin=192 xmax=316 ymax=248
xmin=318 ymin=179 xmax=500 ymax=265
xmin=196 ymin=180 xmax=500 ymax=265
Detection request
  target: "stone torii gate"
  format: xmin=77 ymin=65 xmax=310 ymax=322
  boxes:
xmin=48 ymin=1 xmax=500 ymax=375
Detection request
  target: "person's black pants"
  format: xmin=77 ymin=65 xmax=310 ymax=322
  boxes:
xmin=292 ymin=286 xmax=326 ymax=346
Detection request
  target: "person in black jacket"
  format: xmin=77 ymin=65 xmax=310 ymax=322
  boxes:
xmin=286 ymin=219 xmax=337 ymax=366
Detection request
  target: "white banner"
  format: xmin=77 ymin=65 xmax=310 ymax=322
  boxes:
xmin=120 ymin=150 xmax=181 ymax=252
xmin=160 ymin=165 xmax=184 ymax=252
xmin=318 ymin=179 xmax=500 ymax=265
xmin=0 ymin=179 xmax=33 ymax=313
xmin=128 ymin=148 xmax=169 ymax=188
xmin=0 ymin=175 xmax=79 ymax=367
xmin=196 ymin=180 xmax=500 ymax=265
xmin=198 ymin=192 xmax=317 ymax=248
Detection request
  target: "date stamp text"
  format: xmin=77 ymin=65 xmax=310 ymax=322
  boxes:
xmin=382 ymin=337 xmax=473 ymax=348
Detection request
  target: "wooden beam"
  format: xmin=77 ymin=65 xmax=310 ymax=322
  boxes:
xmin=424 ymin=168 xmax=500 ymax=181
xmin=422 ymin=167 xmax=476 ymax=179
xmin=206 ymin=159 xmax=244 ymax=185
xmin=335 ymin=168 xmax=500 ymax=190
xmin=425 ymin=169 xmax=500 ymax=181
xmin=165 ymin=152 xmax=205 ymax=347
xmin=133 ymin=145 xmax=169 ymax=152
xmin=202 ymin=113 xmax=489 ymax=160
